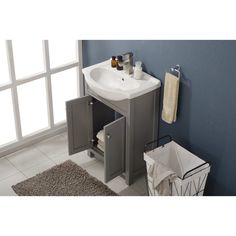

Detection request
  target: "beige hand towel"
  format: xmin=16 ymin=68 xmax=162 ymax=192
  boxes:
xmin=96 ymin=129 xmax=104 ymax=143
xmin=98 ymin=140 xmax=104 ymax=148
xmin=161 ymin=72 xmax=180 ymax=124
xmin=97 ymin=143 xmax=104 ymax=152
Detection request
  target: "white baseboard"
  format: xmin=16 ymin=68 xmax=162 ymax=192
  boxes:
xmin=0 ymin=124 xmax=67 ymax=158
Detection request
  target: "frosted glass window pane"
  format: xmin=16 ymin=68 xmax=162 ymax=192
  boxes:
xmin=0 ymin=90 xmax=16 ymax=146
xmin=51 ymin=68 xmax=78 ymax=123
xmin=17 ymin=78 xmax=48 ymax=136
xmin=0 ymin=41 xmax=10 ymax=86
xmin=13 ymin=40 xmax=44 ymax=79
xmin=49 ymin=40 xmax=76 ymax=68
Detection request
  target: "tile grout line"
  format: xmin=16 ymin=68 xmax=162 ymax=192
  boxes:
xmin=0 ymin=170 xmax=22 ymax=183
xmin=32 ymin=144 xmax=60 ymax=165
xmin=5 ymin=158 xmax=28 ymax=179
xmin=79 ymin=159 xmax=99 ymax=169
xmin=33 ymin=143 xmax=51 ymax=157
xmin=131 ymin=186 xmax=147 ymax=196
xmin=18 ymin=159 xmax=56 ymax=177
xmin=118 ymin=188 xmax=141 ymax=196
xmin=45 ymin=151 xmax=72 ymax=165
xmin=59 ymin=132 xmax=66 ymax=139
xmin=6 ymin=147 xmax=56 ymax=178
xmin=33 ymin=134 xmax=72 ymax=166
xmin=33 ymin=136 xmax=69 ymax=162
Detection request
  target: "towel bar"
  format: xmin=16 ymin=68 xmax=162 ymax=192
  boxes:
xmin=170 ymin=64 xmax=181 ymax=79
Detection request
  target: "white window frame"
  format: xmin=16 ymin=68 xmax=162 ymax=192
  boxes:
xmin=0 ymin=40 xmax=84 ymax=158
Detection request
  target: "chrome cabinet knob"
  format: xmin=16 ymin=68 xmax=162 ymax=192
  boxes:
xmin=107 ymin=134 xmax=111 ymax=139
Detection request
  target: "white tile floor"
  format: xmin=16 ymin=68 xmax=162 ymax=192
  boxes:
xmin=0 ymin=133 xmax=148 ymax=196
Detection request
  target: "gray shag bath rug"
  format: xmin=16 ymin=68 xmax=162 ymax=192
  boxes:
xmin=12 ymin=160 xmax=117 ymax=196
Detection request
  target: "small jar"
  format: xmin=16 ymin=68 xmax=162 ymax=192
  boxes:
xmin=134 ymin=61 xmax=143 ymax=80
xmin=111 ymin=56 xmax=116 ymax=68
xmin=116 ymin=55 xmax=123 ymax=70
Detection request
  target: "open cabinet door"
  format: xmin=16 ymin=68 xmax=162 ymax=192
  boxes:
xmin=66 ymin=96 xmax=93 ymax=155
xmin=104 ymin=116 xmax=125 ymax=182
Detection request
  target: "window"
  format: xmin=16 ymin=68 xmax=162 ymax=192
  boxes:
xmin=0 ymin=90 xmax=16 ymax=146
xmin=0 ymin=40 xmax=82 ymax=153
xmin=51 ymin=68 xmax=78 ymax=123
xmin=0 ymin=42 xmax=10 ymax=86
xmin=12 ymin=40 xmax=45 ymax=79
xmin=49 ymin=40 xmax=76 ymax=68
xmin=17 ymin=78 xmax=49 ymax=136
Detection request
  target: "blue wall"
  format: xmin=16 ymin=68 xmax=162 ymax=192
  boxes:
xmin=83 ymin=40 xmax=236 ymax=196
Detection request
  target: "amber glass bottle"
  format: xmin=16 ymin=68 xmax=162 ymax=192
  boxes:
xmin=111 ymin=56 xmax=116 ymax=68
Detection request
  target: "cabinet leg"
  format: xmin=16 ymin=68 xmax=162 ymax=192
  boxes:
xmin=125 ymin=173 xmax=133 ymax=186
xmin=87 ymin=150 xmax=95 ymax=158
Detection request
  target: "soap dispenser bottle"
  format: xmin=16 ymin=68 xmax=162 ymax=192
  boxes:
xmin=134 ymin=61 xmax=143 ymax=79
xmin=116 ymin=55 xmax=123 ymax=70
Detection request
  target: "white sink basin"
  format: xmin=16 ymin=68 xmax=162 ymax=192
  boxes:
xmin=82 ymin=60 xmax=161 ymax=101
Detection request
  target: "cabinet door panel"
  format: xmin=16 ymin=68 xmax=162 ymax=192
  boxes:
xmin=66 ymin=96 xmax=93 ymax=155
xmin=104 ymin=116 xmax=125 ymax=182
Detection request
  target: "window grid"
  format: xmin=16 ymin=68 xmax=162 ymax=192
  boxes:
xmin=6 ymin=40 xmax=23 ymax=141
xmin=43 ymin=40 xmax=54 ymax=129
xmin=0 ymin=40 xmax=82 ymax=153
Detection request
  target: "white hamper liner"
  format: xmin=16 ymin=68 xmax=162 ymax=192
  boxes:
xmin=144 ymin=136 xmax=210 ymax=196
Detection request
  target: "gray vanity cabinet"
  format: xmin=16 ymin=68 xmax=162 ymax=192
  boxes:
xmin=66 ymin=96 xmax=125 ymax=183
xmin=66 ymin=88 xmax=160 ymax=185
xmin=104 ymin=117 xmax=125 ymax=182
xmin=66 ymin=96 xmax=93 ymax=155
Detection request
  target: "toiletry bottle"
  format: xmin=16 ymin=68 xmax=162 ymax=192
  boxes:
xmin=111 ymin=56 xmax=116 ymax=68
xmin=134 ymin=61 xmax=142 ymax=79
xmin=116 ymin=55 xmax=123 ymax=70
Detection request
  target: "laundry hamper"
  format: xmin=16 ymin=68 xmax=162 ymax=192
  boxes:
xmin=144 ymin=136 xmax=210 ymax=196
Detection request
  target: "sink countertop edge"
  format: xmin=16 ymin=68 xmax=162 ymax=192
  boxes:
xmin=82 ymin=60 xmax=161 ymax=101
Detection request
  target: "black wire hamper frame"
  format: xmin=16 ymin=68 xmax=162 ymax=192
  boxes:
xmin=144 ymin=135 xmax=210 ymax=196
